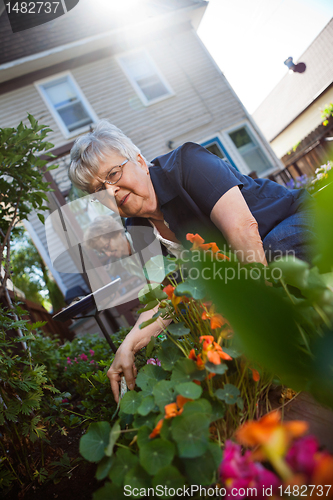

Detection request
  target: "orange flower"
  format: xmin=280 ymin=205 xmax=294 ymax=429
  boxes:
xmin=251 ymin=368 xmax=260 ymax=382
xmin=164 ymin=402 xmax=179 ymax=419
xmin=236 ymin=411 xmax=308 ymax=466
xmin=186 ymin=233 xmax=205 ymax=250
xmin=163 ymin=284 xmax=175 ymax=299
xmin=176 ymin=394 xmax=192 ymax=409
xmin=201 ymin=307 xmax=228 ymax=330
xmin=312 ymin=454 xmax=333 ymax=494
xmin=149 ymin=418 xmax=164 ymax=439
xmin=199 ymin=336 xmax=232 ymax=365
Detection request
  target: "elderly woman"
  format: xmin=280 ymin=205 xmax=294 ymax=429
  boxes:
xmin=69 ymin=121 xmax=315 ymax=401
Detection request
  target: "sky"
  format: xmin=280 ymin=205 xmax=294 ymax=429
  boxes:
xmin=197 ymin=0 xmax=333 ymax=113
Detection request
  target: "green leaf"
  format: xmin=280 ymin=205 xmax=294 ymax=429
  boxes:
xmin=133 ymin=412 xmax=157 ymax=430
xmin=157 ymin=338 xmax=182 ymax=371
xmin=79 ymin=422 xmax=111 ymax=462
xmin=139 ymin=317 xmax=158 ymax=329
xmin=95 ymin=456 xmax=115 ymax=480
xmin=137 ymin=300 xmax=159 ymax=314
xmin=146 ymin=336 xmax=156 ymax=359
xmin=270 ymin=257 xmax=310 ymax=289
xmin=138 ymin=283 xmax=168 ymax=304
xmin=209 ymin=398 xmax=226 ymax=422
xmin=205 ymin=361 xmax=228 ymax=374
xmin=176 ymin=382 xmax=202 ymax=399
xmin=153 ymin=380 xmax=175 ymax=412
xmin=137 ymin=426 xmax=152 ymax=448
xmin=120 ymin=391 xmax=142 ymax=414
xmin=236 ymin=397 xmax=244 ymax=410
xmin=174 ymin=279 xmax=205 ymax=300
xmin=109 ymin=449 xmax=138 ymax=486
xmin=139 ymin=439 xmax=175 ymax=475
xmin=215 ymin=384 xmax=240 ymax=405
xmin=123 ymin=464 xmax=151 ymax=491
xmin=93 ymin=482 xmax=123 ymax=500
xmin=222 ymin=347 xmax=242 ymax=358
xmin=136 ymin=365 xmax=167 ymax=396
xmin=171 ymin=358 xmax=206 ymax=385
xmin=167 ymin=322 xmax=191 ymax=337
xmin=138 ymin=395 xmax=155 ymax=416
xmin=152 ymin=465 xmax=186 ymax=494
xmin=143 ymin=255 xmax=177 ymax=282
xmin=182 ymin=442 xmax=221 ymax=485
xmin=104 ymin=421 xmax=121 ymax=457
xmin=171 ymin=413 xmax=210 ymax=458
xmin=181 ymin=399 xmax=212 ymax=420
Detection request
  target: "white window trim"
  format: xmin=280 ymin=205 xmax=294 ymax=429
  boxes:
xmin=35 ymin=71 xmax=99 ymax=139
xmin=222 ymin=121 xmax=277 ymax=177
xmin=117 ymin=49 xmax=175 ymax=106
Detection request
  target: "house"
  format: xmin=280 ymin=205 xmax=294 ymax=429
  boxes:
xmin=252 ymin=18 xmax=333 ymax=183
xmin=0 ymin=0 xmax=283 ymax=334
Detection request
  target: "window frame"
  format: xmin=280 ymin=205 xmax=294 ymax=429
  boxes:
xmin=35 ymin=71 xmax=99 ymax=139
xmin=117 ymin=49 xmax=175 ymax=106
xmin=200 ymin=135 xmax=239 ymax=171
xmin=223 ymin=121 xmax=276 ymax=176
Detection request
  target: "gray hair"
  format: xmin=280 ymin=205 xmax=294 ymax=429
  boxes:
xmin=69 ymin=121 xmax=143 ymax=192
xmin=84 ymin=216 xmax=124 ymax=250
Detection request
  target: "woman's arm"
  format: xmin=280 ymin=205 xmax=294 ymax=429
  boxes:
xmin=107 ymin=306 xmax=172 ymax=402
xmin=210 ymin=186 xmax=267 ymax=266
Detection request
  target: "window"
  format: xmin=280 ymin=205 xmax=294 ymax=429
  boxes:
xmin=118 ymin=50 xmax=174 ymax=105
xmin=228 ymin=126 xmax=272 ymax=175
xmin=201 ymin=137 xmax=239 ymax=171
xmin=36 ymin=73 xmax=98 ymax=138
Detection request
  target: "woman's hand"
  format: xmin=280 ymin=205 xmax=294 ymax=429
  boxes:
xmin=107 ymin=339 xmax=137 ymax=403
xmin=107 ymin=305 xmax=172 ymax=402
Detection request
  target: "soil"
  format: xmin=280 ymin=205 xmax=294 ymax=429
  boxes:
xmin=5 ymin=426 xmax=100 ymax=500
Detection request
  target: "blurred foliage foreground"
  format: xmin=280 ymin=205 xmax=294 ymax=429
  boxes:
xmin=80 ymin=178 xmax=333 ymax=498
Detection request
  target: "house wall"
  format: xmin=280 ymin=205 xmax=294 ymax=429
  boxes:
xmin=0 ymin=23 xmax=282 ymax=302
xmin=0 ymin=27 xmax=276 ymax=167
xmin=270 ymin=86 xmax=333 ymax=158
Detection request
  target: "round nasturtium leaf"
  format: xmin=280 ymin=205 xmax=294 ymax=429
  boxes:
xmin=182 ymin=443 xmax=220 ymax=485
xmin=158 ymin=339 xmax=182 ymax=371
xmin=180 ymin=399 xmax=212 ymax=420
xmin=153 ymin=380 xmax=175 ymax=411
xmin=215 ymin=384 xmax=240 ymax=405
xmin=92 ymin=481 xmax=123 ymax=500
xmin=176 ymin=382 xmax=202 ymax=399
xmin=123 ymin=464 xmax=151 ymax=491
xmin=109 ymin=448 xmax=138 ymax=486
xmin=174 ymin=279 xmax=205 ymax=300
xmin=167 ymin=322 xmax=191 ymax=337
xmin=79 ymin=421 xmax=111 ymax=462
xmin=138 ymin=395 xmax=155 ymax=416
xmin=136 ymin=364 xmax=167 ymax=396
xmin=95 ymin=455 xmax=115 ymax=481
xmin=205 ymin=361 xmax=228 ymax=374
xmin=139 ymin=439 xmax=175 ymax=475
xmin=171 ymin=414 xmax=210 ymax=458
xmin=152 ymin=465 xmax=186 ymax=493
xmin=120 ymin=391 xmax=142 ymax=414
xmin=137 ymin=426 xmax=151 ymax=448
xmin=171 ymin=358 xmax=205 ymax=384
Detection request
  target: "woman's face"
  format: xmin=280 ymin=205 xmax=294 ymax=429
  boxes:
xmin=98 ymin=232 xmax=130 ymax=260
xmin=89 ymin=152 xmax=158 ymax=219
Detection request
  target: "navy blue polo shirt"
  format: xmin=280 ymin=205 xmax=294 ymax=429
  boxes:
xmin=127 ymin=142 xmax=310 ymax=248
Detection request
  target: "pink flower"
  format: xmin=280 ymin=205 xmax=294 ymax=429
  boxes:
xmin=286 ymin=435 xmax=319 ymax=478
xmin=74 ymin=357 xmax=78 ymax=363
xmin=80 ymin=353 xmax=88 ymax=361
xmin=67 ymin=357 xmax=73 ymax=365
xmin=90 ymin=360 xmax=95 ymax=364
xmin=220 ymin=441 xmax=279 ymax=499
xmin=62 ymin=398 xmax=68 ymax=403
xmin=89 ymin=349 xmax=95 ymax=357
xmin=146 ymin=358 xmax=161 ymax=366
xmin=64 ymin=367 xmax=67 ymax=371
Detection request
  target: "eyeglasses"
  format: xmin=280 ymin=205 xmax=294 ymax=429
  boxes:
xmin=91 ymin=159 xmax=129 ymax=202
